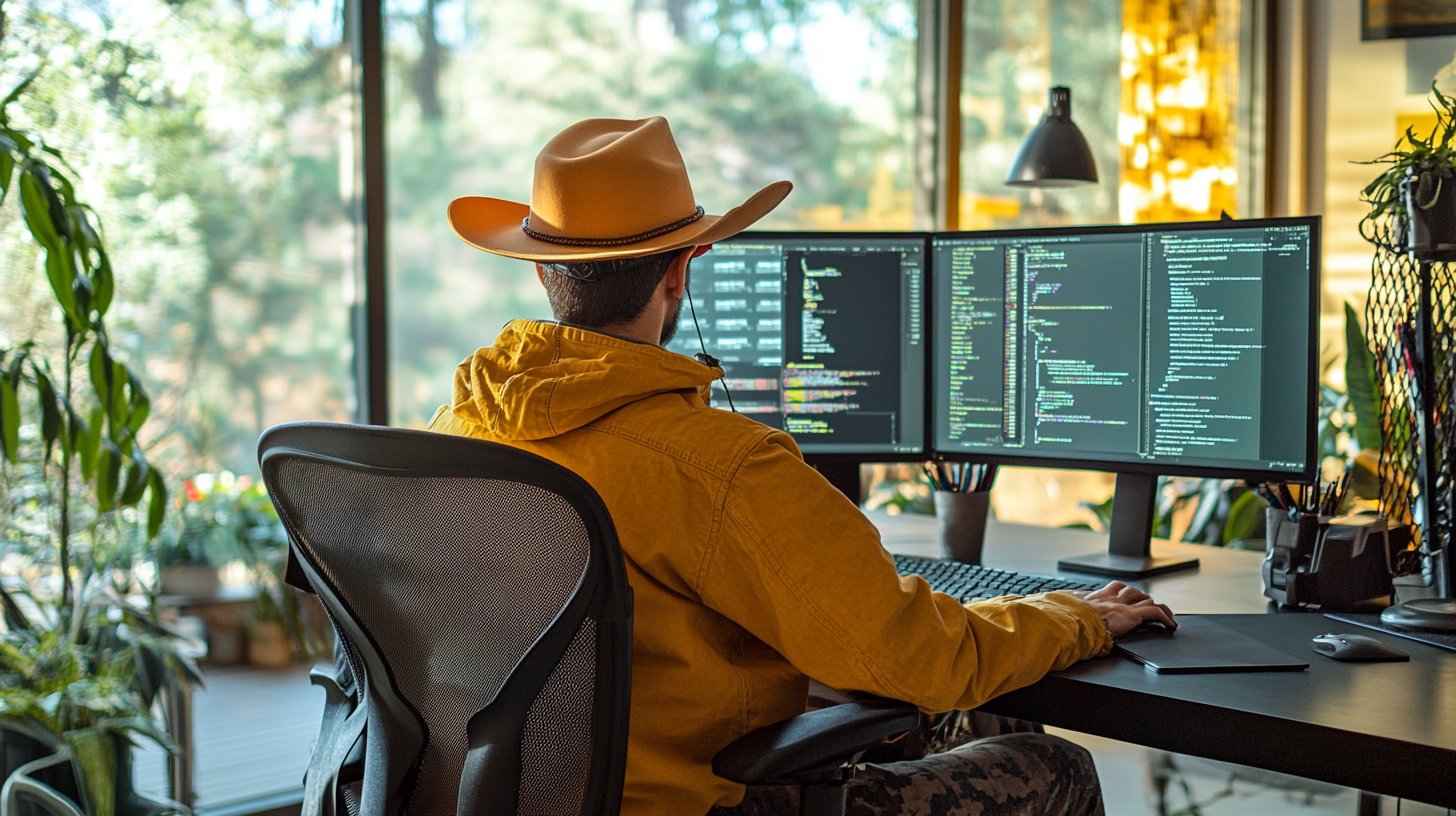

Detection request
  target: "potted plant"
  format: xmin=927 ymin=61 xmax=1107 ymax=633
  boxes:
xmin=150 ymin=476 xmax=241 ymax=598
xmin=225 ymin=479 xmax=329 ymax=666
xmin=1361 ymin=81 xmax=1456 ymax=252
xmin=1 ymin=75 xmax=201 ymax=814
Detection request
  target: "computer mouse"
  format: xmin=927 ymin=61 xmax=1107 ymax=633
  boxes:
xmin=1310 ymin=633 xmax=1409 ymax=662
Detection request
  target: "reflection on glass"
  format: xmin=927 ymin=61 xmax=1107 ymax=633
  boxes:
xmin=385 ymin=0 xmax=918 ymax=426
xmin=0 ymin=2 xmax=356 ymax=477
xmin=959 ymin=0 xmax=1122 ymax=230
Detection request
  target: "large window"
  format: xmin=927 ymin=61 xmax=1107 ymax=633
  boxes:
xmin=0 ymin=0 xmax=357 ymax=481
xmin=384 ymin=0 xmax=919 ymax=427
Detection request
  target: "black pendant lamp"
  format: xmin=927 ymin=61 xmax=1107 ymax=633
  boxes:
xmin=1005 ymin=86 xmax=1099 ymax=187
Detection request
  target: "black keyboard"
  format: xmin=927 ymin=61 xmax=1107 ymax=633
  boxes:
xmin=893 ymin=554 xmax=1103 ymax=602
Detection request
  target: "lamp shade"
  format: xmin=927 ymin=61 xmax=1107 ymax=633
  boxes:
xmin=1005 ymin=86 xmax=1099 ymax=187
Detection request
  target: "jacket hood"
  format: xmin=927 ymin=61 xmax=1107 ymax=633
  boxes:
xmin=450 ymin=319 xmax=721 ymax=441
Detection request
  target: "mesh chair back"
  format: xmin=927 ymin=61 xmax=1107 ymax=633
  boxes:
xmin=259 ymin=423 xmax=632 ymax=816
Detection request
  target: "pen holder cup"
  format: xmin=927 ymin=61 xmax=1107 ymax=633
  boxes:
xmin=935 ymin=490 xmax=991 ymax=565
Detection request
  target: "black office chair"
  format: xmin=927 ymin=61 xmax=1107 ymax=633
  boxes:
xmin=259 ymin=422 xmax=918 ymax=816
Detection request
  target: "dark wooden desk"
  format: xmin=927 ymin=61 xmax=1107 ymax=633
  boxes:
xmin=871 ymin=512 xmax=1456 ymax=807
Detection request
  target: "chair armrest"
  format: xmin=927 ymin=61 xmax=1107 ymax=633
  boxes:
xmin=712 ymin=698 xmax=921 ymax=785
xmin=309 ymin=663 xmax=353 ymax=706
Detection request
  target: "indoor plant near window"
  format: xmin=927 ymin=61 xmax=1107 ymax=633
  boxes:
xmin=0 ymin=76 xmax=201 ymax=814
xmin=1360 ymin=81 xmax=1456 ymax=252
xmin=168 ymin=473 xmax=329 ymax=666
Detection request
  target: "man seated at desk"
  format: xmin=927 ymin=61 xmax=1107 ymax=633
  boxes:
xmin=429 ymin=117 xmax=1177 ymax=816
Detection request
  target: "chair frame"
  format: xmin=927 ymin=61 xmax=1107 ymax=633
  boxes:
xmin=259 ymin=422 xmax=633 ymax=816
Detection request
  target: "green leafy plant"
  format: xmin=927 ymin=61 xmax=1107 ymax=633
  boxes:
xmin=0 ymin=578 xmax=202 ymax=815
xmin=0 ymin=74 xmax=198 ymax=814
xmin=1359 ymin=81 xmax=1456 ymax=244
xmin=1 ymin=75 xmax=167 ymax=598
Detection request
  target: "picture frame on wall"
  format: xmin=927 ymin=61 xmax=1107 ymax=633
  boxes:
xmin=1364 ymin=0 xmax=1456 ymax=41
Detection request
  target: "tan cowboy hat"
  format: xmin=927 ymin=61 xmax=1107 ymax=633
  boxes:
xmin=447 ymin=117 xmax=792 ymax=262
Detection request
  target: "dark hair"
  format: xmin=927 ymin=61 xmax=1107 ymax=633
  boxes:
xmin=541 ymin=248 xmax=682 ymax=328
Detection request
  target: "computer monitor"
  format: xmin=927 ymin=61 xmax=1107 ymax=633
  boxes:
xmin=931 ymin=216 xmax=1320 ymax=577
xmin=668 ymin=232 xmax=928 ymax=491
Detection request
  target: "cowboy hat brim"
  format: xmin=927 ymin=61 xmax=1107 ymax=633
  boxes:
xmin=447 ymin=180 xmax=792 ymax=262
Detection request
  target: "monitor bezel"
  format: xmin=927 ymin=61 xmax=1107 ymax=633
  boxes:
xmin=927 ymin=215 xmax=1323 ymax=484
xmin=703 ymin=230 xmax=933 ymax=463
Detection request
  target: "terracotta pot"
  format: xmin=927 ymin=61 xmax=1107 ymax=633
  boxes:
xmin=247 ymin=620 xmax=294 ymax=667
xmin=160 ymin=565 xmax=221 ymax=597
xmin=206 ymin=621 xmax=248 ymax=665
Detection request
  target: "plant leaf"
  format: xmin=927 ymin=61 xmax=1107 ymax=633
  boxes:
xmin=0 ymin=375 xmax=19 ymax=465
xmin=124 ymin=370 xmax=150 ymax=435
xmin=93 ymin=248 xmax=114 ymax=317
xmin=1344 ymin=303 xmax=1382 ymax=452
xmin=0 ymin=583 xmax=32 ymax=632
xmin=146 ymin=469 xmax=168 ymax=540
xmin=119 ymin=448 xmax=149 ymax=507
xmin=81 ymin=407 xmax=104 ymax=480
xmin=1223 ymin=490 xmax=1268 ymax=545
xmin=96 ymin=439 xmax=122 ymax=510
xmin=34 ymin=369 xmax=62 ymax=460
xmin=65 ymin=727 xmax=118 ymax=816
xmin=89 ymin=344 xmax=112 ymax=421
xmin=0 ymin=141 xmax=13 ymax=207
xmin=131 ymin=643 xmax=164 ymax=709
xmin=1 ymin=74 xmax=36 ymax=114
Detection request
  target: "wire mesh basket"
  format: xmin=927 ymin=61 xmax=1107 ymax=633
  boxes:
xmin=1365 ymin=216 xmax=1455 ymax=579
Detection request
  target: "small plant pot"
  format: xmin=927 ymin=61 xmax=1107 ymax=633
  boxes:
xmin=1402 ymin=174 xmax=1456 ymax=251
xmin=160 ymin=565 xmax=221 ymax=597
xmin=247 ymin=620 xmax=294 ymax=667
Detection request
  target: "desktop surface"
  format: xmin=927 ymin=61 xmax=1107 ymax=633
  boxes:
xmin=981 ymin=613 xmax=1456 ymax=806
xmin=870 ymin=512 xmax=1456 ymax=807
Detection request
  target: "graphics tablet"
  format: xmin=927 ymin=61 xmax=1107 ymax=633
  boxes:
xmin=1114 ymin=615 xmax=1310 ymax=674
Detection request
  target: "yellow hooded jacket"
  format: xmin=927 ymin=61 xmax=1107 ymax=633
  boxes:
xmin=428 ymin=320 xmax=1113 ymax=816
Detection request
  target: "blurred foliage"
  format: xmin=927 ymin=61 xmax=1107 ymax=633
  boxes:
xmin=161 ymin=471 xmax=330 ymax=661
xmin=1 ymin=0 xmax=356 ymax=479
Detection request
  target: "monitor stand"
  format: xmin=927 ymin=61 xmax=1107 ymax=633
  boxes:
xmin=1056 ymin=473 xmax=1201 ymax=579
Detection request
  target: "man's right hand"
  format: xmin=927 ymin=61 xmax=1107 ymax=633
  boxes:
xmin=1060 ymin=582 xmax=1176 ymax=637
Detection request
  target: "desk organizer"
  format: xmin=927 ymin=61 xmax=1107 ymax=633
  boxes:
xmin=1263 ymin=509 xmax=1403 ymax=611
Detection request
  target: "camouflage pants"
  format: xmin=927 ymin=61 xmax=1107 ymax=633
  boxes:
xmin=710 ymin=712 xmax=1105 ymax=816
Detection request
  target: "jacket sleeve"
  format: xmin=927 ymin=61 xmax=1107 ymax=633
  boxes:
xmin=696 ymin=432 xmax=1113 ymax=714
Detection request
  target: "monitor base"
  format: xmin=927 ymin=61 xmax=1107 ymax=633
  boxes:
xmin=1057 ymin=552 xmax=1201 ymax=579
xmin=1380 ymin=598 xmax=1456 ymax=632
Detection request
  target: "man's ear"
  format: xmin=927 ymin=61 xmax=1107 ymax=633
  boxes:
xmin=663 ymin=247 xmax=696 ymax=299
xmin=535 ymin=263 xmax=548 ymax=288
